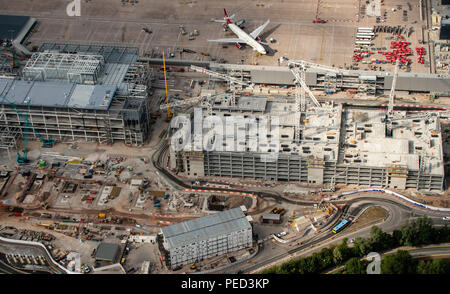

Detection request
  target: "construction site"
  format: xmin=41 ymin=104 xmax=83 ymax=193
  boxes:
xmin=168 ymin=59 xmax=446 ymax=192
xmin=0 ymin=43 xmax=152 ymax=155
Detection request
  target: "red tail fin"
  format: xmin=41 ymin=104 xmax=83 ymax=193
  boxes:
xmin=224 ymin=9 xmax=232 ymax=25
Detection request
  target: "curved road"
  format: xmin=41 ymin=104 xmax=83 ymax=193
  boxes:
xmin=152 ymin=140 xmax=449 ymax=273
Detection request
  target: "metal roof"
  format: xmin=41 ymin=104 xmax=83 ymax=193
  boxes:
xmin=250 ymin=69 xmax=317 ymax=86
xmin=161 ymin=207 xmax=251 ymax=249
xmin=0 ymin=78 xmax=116 ymax=110
xmin=262 ymin=213 xmax=281 ymax=220
xmin=0 ymin=15 xmax=30 ymax=40
xmin=383 ymin=75 xmax=450 ymax=92
xmin=95 ymin=243 xmax=120 ymax=262
xmin=210 ymin=62 xmax=450 ymax=90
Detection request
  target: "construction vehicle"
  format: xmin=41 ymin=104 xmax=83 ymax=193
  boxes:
xmin=116 ymin=166 xmax=124 ymax=175
xmin=98 ymin=213 xmax=106 ymax=219
xmin=150 ymin=112 xmax=162 ymax=118
xmin=179 ymin=25 xmax=187 ymax=35
xmin=190 ymin=263 xmax=197 ymax=270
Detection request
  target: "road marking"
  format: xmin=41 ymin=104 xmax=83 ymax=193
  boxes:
xmin=63 ymin=20 xmax=70 ymax=41
xmin=318 ymin=26 xmax=326 ymax=64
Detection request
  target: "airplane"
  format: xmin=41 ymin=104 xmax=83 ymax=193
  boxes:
xmin=208 ymin=9 xmax=270 ymax=55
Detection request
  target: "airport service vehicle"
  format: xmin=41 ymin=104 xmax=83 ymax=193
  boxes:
xmin=313 ymin=18 xmax=327 ymax=23
xmin=208 ymin=9 xmax=270 ymax=54
xmin=277 ymin=231 xmax=287 ymax=238
xmin=332 ymin=219 xmax=349 ymax=233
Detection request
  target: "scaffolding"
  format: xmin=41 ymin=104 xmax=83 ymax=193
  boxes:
xmin=0 ymin=46 xmax=151 ymax=148
xmin=23 ymin=52 xmax=104 ymax=84
xmin=0 ymin=110 xmax=21 ymax=158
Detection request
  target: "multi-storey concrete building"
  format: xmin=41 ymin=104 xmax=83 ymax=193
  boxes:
xmin=169 ymin=94 xmax=445 ymax=192
xmin=161 ymin=206 xmax=253 ymax=269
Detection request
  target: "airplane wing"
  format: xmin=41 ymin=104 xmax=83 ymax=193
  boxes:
xmin=249 ymin=19 xmax=270 ymax=39
xmin=207 ymin=38 xmax=244 ymax=43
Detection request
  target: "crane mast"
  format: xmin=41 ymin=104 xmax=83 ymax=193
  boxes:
xmin=190 ymin=65 xmax=254 ymax=107
xmin=386 ymin=58 xmax=400 ymax=135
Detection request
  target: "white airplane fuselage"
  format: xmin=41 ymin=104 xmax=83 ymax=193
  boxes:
xmin=228 ymin=23 xmax=266 ymax=54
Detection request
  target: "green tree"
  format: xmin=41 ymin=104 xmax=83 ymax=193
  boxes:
xmin=369 ymin=226 xmax=395 ymax=251
xmin=333 ymin=239 xmax=352 ymax=265
xmin=381 ymin=250 xmax=416 ymax=274
xmin=400 ymin=217 xmax=435 ymax=246
xmin=353 ymin=236 xmax=372 ymax=256
xmin=316 ymin=247 xmax=334 ymax=269
xmin=343 ymin=257 xmax=367 ymax=274
xmin=417 ymin=259 xmax=450 ymax=274
xmin=392 ymin=229 xmax=403 ymax=247
xmin=435 ymin=225 xmax=450 ymax=244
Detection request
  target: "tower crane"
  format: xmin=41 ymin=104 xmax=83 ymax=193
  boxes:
xmin=0 ymin=95 xmax=55 ymax=163
xmin=386 ymin=58 xmax=400 ymax=136
xmin=281 ymin=57 xmax=338 ymax=141
xmin=190 ymin=65 xmax=254 ymax=106
xmin=160 ymin=93 xmax=226 ymax=116
xmin=0 ymin=97 xmax=30 ymax=163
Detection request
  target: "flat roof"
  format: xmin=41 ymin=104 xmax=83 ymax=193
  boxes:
xmin=440 ymin=24 xmax=450 ymax=40
xmin=262 ymin=213 xmax=281 ymax=220
xmin=161 ymin=207 xmax=251 ymax=249
xmin=95 ymin=243 xmax=120 ymax=262
xmin=0 ymin=78 xmax=116 ymax=110
xmin=0 ymin=15 xmax=30 ymax=40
